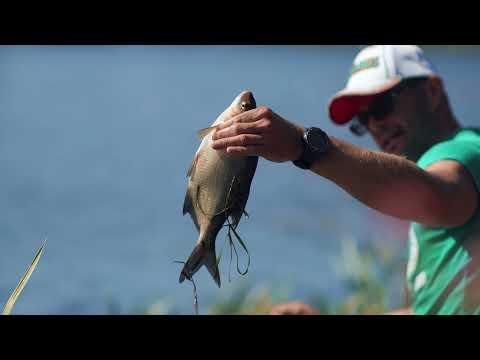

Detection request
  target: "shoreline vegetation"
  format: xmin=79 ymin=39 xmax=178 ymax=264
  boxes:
xmin=134 ymin=238 xmax=407 ymax=315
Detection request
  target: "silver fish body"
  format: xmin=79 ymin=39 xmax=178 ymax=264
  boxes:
xmin=180 ymin=91 xmax=258 ymax=287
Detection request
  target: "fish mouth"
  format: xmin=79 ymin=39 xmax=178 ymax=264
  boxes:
xmin=240 ymin=91 xmax=256 ymax=111
xmin=241 ymin=101 xmax=255 ymax=111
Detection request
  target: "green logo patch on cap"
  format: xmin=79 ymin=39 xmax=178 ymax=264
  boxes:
xmin=349 ymin=56 xmax=380 ymax=78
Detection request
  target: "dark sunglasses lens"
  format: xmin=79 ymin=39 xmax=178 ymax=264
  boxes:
xmin=370 ymin=93 xmax=394 ymax=120
xmin=357 ymin=112 xmax=369 ymax=125
xmin=350 ymin=118 xmax=368 ymax=136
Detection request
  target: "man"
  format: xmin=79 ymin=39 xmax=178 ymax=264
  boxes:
xmin=210 ymin=45 xmax=480 ymax=315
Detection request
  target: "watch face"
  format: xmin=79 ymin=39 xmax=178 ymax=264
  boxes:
xmin=306 ymin=128 xmax=327 ymax=152
xmin=294 ymin=127 xmax=330 ymax=170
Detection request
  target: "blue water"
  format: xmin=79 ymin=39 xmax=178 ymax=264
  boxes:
xmin=0 ymin=45 xmax=479 ymax=314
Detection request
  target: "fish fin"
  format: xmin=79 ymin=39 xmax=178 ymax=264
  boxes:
xmin=229 ymin=157 xmax=258 ymax=227
xmin=196 ymin=125 xmax=219 ymax=140
xmin=182 ymin=191 xmax=192 ymax=216
xmin=179 ymin=241 xmax=221 ymax=288
xmin=229 ymin=206 xmax=249 ymax=230
xmin=228 ymin=179 xmax=252 ymax=229
xmin=183 ymin=190 xmax=200 ymax=231
xmin=230 ymin=208 xmax=243 ymax=230
xmin=187 ymin=152 xmax=200 ymax=181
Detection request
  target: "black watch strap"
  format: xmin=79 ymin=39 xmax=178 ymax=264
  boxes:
xmin=293 ymin=127 xmax=331 ymax=170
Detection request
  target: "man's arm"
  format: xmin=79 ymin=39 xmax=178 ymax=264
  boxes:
xmin=311 ymin=137 xmax=478 ymax=228
xmin=211 ymin=107 xmax=478 ymax=228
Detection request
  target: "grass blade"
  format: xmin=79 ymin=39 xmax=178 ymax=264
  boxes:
xmin=2 ymin=239 xmax=47 ymax=315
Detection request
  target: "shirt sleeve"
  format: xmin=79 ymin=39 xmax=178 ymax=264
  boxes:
xmin=417 ymin=140 xmax=480 ymax=192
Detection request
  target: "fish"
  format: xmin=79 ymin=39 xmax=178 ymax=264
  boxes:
xmin=180 ymin=90 xmax=258 ymax=288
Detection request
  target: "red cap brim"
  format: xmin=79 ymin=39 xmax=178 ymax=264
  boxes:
xmin=329 ymin=95 xmax=376 ymax=125
xmin=328 ymin=77 xmax=402 ymax=125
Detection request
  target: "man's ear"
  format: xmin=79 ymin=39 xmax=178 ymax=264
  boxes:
xmin=424 ymin=76 xmax=444 ymax=112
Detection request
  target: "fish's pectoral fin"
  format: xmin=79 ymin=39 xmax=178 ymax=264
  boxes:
xmin=182 ymin=191 xmax=200 ymax=231
xmin=196 ymin=125 xmax=219 ymax=140
xmin=182 ymin=190 xmax=193 ymax=216
xmin=187 ymin=152 xmax=200 ymax=180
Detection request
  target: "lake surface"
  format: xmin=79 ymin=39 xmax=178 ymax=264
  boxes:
xmin=0 ymin=45 xmax=479 ymax=314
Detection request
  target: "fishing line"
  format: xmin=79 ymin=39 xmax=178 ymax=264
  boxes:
xmin=173 ymin=260 xmax=200 ymax=315
xmin=219 ymin=223 xmax=235 ymax=283
xmin=196 ymin=176 xmax=237 ymax=218
xmin=189 ymin=277 xmax=199 ymax=316
xmin=227 ymin=224 xmax=234 ymax=282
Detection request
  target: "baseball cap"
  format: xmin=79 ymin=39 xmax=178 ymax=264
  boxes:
xmin=328 ymin=45 xmax=438 ymax=125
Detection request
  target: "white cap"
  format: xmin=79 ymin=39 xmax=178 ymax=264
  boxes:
xmin=328 ymin=45 xmax=438 ymax=125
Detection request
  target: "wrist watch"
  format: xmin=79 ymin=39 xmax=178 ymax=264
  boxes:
xmin=293 ymin=127 xmax=332 ymax=170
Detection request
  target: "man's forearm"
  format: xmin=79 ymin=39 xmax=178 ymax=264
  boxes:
xmin=311 ymin=137 xmax=451 ymax=226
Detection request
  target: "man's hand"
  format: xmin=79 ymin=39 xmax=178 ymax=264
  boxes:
xmin=211 ymin=107 xmax=306 ymax=163
xmin=384 ymin=307 xmax=413 ymax=315
xmin=269 ymin=301 xmax=319 ymax=315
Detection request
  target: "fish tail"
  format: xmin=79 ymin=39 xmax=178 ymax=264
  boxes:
xmin=179 ymin=241 xmax=221 ymax=288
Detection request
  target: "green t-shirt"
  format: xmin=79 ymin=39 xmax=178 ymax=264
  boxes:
xmin=407 ymin=128 xmax=480 ymax=315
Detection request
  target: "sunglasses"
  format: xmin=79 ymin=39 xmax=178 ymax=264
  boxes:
xmin=349 ymin=77 xmax=428 ymax=136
